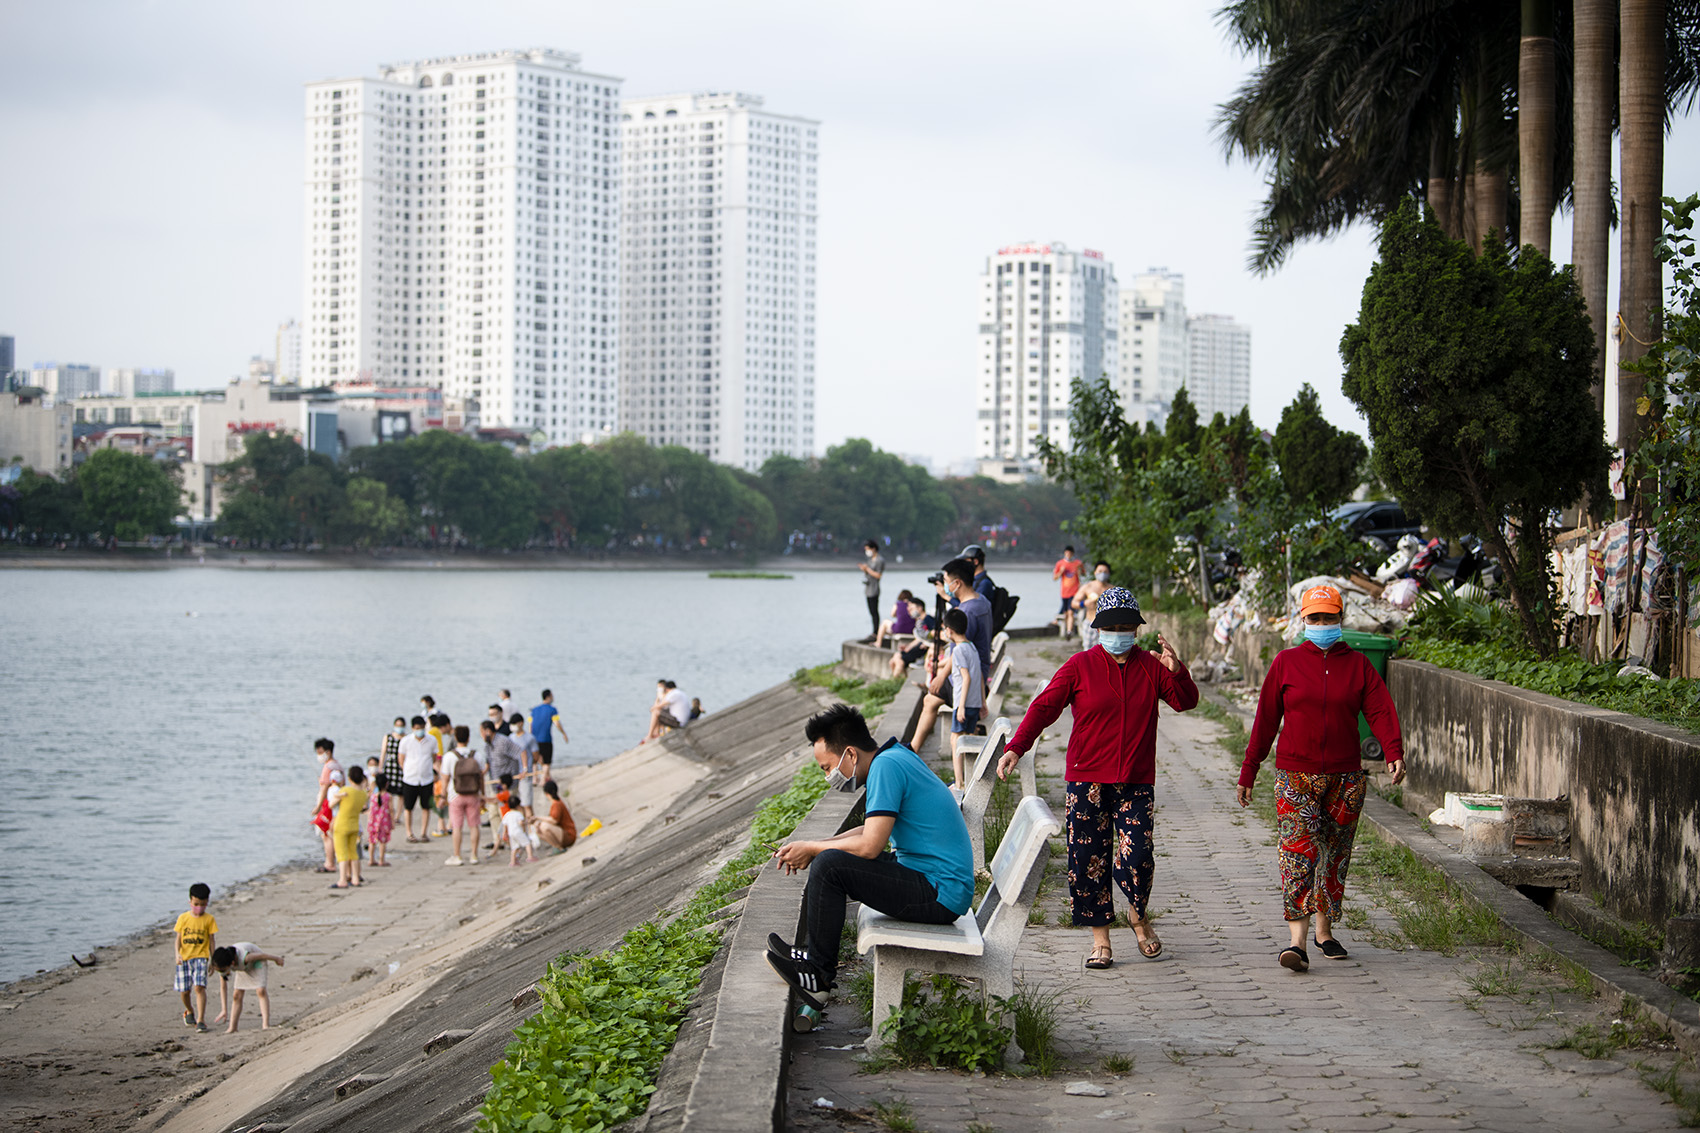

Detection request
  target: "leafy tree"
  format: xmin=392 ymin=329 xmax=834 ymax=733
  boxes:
xmin=530 ymin=445 xmax=623 ymax=547
xmin=409 ymin=430 xmax=537 ymax=548
xmin=333 ymin=476 xmax=411 ymax=548
xmin=1341 ymin=201 xmax=1609 ymax=655
xmin=281 ymin=459 xmax=343 ymax=546
xmin=1271 ymin=383 xmax=1368 ymax=508
xmin=1164 ymin=386 xmax=1202 ymax=454
xmin=13 ymin=469 xmax=89 ymax=540
xmin=1625 ymin=192 xmax=1700 ymax=616
xmin=77 ymin=449 xmax=180 ymax=541
xmin=217 ymin=488 xmax=290 ymax=545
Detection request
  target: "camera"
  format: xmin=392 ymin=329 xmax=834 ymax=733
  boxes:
xmin=926 ymin=572 xmax=945 ymax=586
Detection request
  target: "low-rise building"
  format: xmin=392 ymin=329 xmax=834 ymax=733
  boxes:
xmin=0 ymin=387 xmax=74 ymax=473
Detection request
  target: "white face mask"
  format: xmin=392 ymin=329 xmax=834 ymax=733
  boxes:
xmin=825 ymin=749 xmax=859 ymax=793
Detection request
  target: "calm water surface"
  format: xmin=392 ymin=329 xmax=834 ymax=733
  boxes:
xmin=0 ymin=562 xmax=1065 ymax=982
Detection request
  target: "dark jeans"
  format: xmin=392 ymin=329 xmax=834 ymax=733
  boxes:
xmin=866 ymin=593 xmax=881 ymax=633
xmin=803 ymin=849 xmax=959 ymax=980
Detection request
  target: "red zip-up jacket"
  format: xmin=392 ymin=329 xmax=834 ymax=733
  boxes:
xmin=1239 ymin=640 xmax=1404 ymax=788
xmin=1007 ymin=645 xmax=1199 ymax=784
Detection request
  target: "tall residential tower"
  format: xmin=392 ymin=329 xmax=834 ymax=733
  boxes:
xmin=1117 ymin=269 xmax=1187 ymax=426
xmin=302 ymin=48 xmax=622 ymax=445
xmin=619 ymin=92 xmax=817 ymax=470
xmin=975 ymin=243 xmax=1117 ymax=462
xmin=1186 ymin=313 xmax=1251 ymax=419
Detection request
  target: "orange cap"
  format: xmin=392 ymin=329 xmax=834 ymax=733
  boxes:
xmin=1299 ymin=585 xmax=1343 ymax=616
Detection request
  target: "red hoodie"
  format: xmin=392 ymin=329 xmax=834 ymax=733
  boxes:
xmin=1007 ymin=645 xmax=1199 ymax=784
xmin=1239 ymin=640 xmax=1403 ymax=788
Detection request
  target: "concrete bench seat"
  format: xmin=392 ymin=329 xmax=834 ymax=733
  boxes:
xmin=857 ymin=794 xmax=1062 ymax=1060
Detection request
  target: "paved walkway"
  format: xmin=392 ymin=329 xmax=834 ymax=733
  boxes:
xmin=786 ymin=640 xmax=1694 ymax=1132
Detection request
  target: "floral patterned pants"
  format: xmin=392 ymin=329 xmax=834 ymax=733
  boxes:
xmin=1065 ymin=781 xmax=1154 ymax=927
xmin=1275 ymin=768 xmax=1367 ymax=921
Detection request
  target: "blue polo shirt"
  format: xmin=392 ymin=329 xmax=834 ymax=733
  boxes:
xmin=530 ymin=702 xmax=559 ymax=739
xmin=863 ymin=739 xmax=974 ymax=915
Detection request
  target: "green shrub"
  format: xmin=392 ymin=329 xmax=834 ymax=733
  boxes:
xmin=479 ymin=761 xmax=828 ymax=1132
xmin=878 ymin=974 xmax=1011 ymax=1072
xmin=792 ymin=664 xmax=904 ymax=717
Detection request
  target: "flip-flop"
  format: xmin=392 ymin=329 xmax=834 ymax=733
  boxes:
xmin=1315 ymin=938 xmax=1349 ymax=960
xmin=1085 ymin=947 xmax=1114 ymax=970
xmin=1279 ymin=946 xmax=1309 ymax=972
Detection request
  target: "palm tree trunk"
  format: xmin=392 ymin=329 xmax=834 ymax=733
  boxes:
xmin=1573 ymin=0 xmax=1614 ymax=424
xmin=1428 ymin=132 xmax=1458 ymax=238
xmin=1477 ymin=163 xmax=1509 ymax=247
xmin=1618 ymin=0 xmax=1664 ymax=515
xmin=1519 ymin=0 xmax=1558 ymax=255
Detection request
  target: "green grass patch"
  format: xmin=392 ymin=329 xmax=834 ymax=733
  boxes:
xmin=479 ymin=761 xmax=829 ymax=1133
xmin=1352 ymin=832 xmax=1509 ymax=955
xmin=793 ymin=663 xmax=904 ymax=717
xmin=1640 ymin=1059 xmax=1700 ymax=1127
xmin=708 ymin=570 xmax=792 ymax=579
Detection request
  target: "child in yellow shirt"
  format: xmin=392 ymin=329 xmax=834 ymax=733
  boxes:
xmin=173 ymin=882 xmax=217 ymax=1032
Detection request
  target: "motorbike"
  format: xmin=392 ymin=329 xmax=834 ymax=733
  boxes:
xmin=1379 ymin=534 xmax=1500 ymax=593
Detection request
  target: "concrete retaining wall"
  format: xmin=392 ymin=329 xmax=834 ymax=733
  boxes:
xmin=1388 ymin=658 xmax=1700 ymax=929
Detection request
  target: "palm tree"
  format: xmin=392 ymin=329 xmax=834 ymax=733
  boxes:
xmin=1619 ymin=0 xmax=1666 ymax=502
xmin=1572 ymin=0 xmax=1614 ymax=422
xmin=1521 ymin=0 xmax=1559 ymax=256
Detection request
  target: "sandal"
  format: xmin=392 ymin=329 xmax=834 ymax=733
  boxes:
xmin=1279 ymin=946 xmax=1309 ymax=972
xmin=1085 ymin=946 xmax=1114 ymax=970
xmin=1132 ymin=920 xmax=1163 ymax=959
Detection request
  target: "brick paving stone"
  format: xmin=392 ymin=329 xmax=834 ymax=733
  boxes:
xmin=783 ymin=640 xmax=1694 ymax=1133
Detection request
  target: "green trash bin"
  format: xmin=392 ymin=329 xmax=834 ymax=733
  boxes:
xmin=1340 ymin=630 xmax=1398 ymax=760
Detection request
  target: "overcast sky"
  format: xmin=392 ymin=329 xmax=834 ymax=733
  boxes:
xmin=3 ymin=1 xmax=1697 ymax=465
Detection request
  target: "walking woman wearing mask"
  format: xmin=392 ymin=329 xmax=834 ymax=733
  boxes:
xmin=998 ymin=588 xmax=1198 ymax=970
xmin=1237 ymin=584 xmax=1405 ymax=972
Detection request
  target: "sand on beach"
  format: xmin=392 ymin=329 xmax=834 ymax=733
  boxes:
xmin=0 ymin=740 xmax=709 ymax=1133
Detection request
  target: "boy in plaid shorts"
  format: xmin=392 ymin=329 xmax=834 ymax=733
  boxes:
xmin=173 ymin=882 xmax=217 ymax=1032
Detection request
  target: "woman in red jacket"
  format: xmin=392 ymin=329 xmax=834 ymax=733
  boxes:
xmin=998 ymin=587 xmax=1198 ymax=970
xmin=1238 ymin=584 xmax=1405 ymax=972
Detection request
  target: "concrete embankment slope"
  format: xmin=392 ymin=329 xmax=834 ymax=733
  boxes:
xmin=163 ymin=679 xmax=831 ymax=1133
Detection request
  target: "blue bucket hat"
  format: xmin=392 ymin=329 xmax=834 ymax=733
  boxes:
xmin=1091 ymin=586 xmax=1145 ymax=629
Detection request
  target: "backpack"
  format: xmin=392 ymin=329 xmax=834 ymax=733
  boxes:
xmin=453 ymin=755 xmax=484 ymax=796
xmin=990 ymin=586 xmax=1020 ymax=636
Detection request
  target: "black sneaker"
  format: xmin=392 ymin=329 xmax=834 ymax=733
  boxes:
xmin=767 ymin=932 xmax=808 ymax=962
xmin=764 ymin=949 xmax=828 ymax=1012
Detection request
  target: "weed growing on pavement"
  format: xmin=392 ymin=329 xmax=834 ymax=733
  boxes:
xmin=983 ymin=773 xmax=1018 ymax=861
xmin=1640 ymin=1058 xmax=1700 ymax=1127
xmin=1027 ymin=906 xmax=1047 ymax=925
xmin=965 ymin=1123 xmax=999 ymax=1133
xmin=1008 ymin=978 xmax=1064 ymax=1076
xmin=871 ymin=1097 xmax=919 ymax=1132
xmin=877 ymin=974 xmax=1010 ymax=1073
xmin=479 ymin=761 xmax=829 ymax=1133
xmin=1101 ymin=1052 xmax=1134 ymax=1074
xmin=1546 ymin=1002 xmax=1674 ymax=1059
xmin=1465 ymin=959 xmax=1534 ymax=1003
xmin=1352 ymin=832 xmax=1509 ymax=955
xmin=847 ymin=968 xmax=876 ymax=1024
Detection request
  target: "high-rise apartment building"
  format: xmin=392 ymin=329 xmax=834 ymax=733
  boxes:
xmin=1186 ymin=313 xmax=1251 ymax=419
xmin=1118 ymin=269 xmax=1187 ymax=426
xmin=303 ymin=47 xmax=623 ymax=446
xmin=619 ymin=92 xmax=817 ymax=470
xmin=276 ymin=319 xmax=302 ymax=384
xmin=975 ymin=243 xmax=1118 ymax=462
xmin=105 ymin=368 xmax=175 ymax=396
xmin=31 ymin=362 xmax=102 ymax=401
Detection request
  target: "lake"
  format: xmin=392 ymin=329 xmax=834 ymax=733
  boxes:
xmin=0 ymin=560 xmax=1069 ymax=983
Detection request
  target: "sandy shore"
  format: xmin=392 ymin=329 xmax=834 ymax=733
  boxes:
xmin=0 ymin=740 xmax=710 ymax=1133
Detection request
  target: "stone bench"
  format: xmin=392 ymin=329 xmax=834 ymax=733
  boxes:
xmin=856 ymin=794 xmax=1061 ymax=1061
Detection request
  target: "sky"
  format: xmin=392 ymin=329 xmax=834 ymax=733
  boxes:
xmin=3 ymin=0 xmax=1698 ymax=466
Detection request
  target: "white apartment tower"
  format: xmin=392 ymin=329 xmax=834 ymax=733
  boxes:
xmin=975 ymin=243 xmax=1118 ymax=461
xmin=1118 ymin=269 xmax=1187 ymax=426
xmin=1186 ymin=313 xmax=1251 ymax=419
xmin=303 ymin=48 xmax=622 ymax=445
xmin=619 ymin=92 xmax=817 ymax=470
xmin=276 ymin=319 xmax=302 ymax=384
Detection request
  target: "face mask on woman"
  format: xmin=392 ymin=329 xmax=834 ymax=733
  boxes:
xmin=1305 ymin=624 xmax=1343 ymax=649
xmin=1098 ymin=630 xmax=1139 ymax=654
xmin=392 ymin=725 xmax=405 ymax=735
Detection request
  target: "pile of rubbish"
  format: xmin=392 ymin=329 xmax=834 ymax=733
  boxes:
xmin=1269 ymin=574 xmax=1412 ymax=642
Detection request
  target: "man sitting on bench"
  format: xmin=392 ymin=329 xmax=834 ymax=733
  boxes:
xmin=766 ymin=704 xmax=974 ymax=1006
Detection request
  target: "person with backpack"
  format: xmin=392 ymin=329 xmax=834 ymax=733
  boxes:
xmin=444 ymin=725 xmax=486 ymax=867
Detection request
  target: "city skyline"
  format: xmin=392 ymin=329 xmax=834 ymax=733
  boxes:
xmin=5 ymin=2 xmax=1699 ymax=463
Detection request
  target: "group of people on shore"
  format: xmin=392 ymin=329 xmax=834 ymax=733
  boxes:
xmin=310 ymin=688 xmax=581 ymax=881
xmin=766 ymin=570 xmax=1405 ymax=1009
